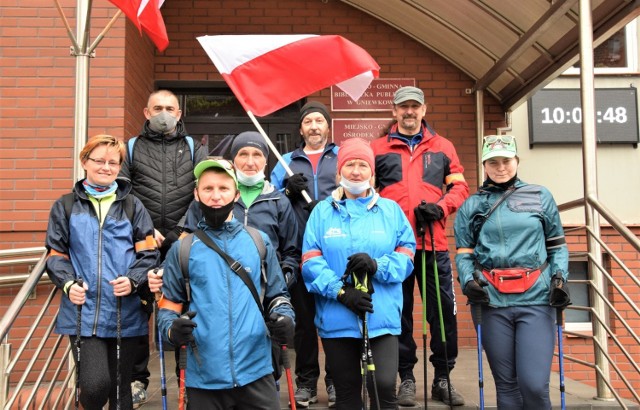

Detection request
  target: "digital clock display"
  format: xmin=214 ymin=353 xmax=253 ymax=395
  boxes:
xmin=528 ymin=88 xmax=639 ymax=145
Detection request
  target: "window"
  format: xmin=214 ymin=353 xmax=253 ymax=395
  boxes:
xmin=564 ymin=260 xmax=592 ymax=332
xmin=564 ymin=20 xmax=638 ymax=74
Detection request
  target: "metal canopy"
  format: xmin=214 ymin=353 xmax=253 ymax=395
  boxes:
xmin=339 ymin=0 xmax=640 ymax=111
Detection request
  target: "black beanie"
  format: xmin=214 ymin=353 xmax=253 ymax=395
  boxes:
xmin=299 ymin=101 xmax=331 ymax=126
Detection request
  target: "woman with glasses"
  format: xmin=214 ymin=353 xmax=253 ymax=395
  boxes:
xmin=45 ymin=134 xmax=159 ymax=410
xmin=453 ymin=135 xmax=570 ymax=409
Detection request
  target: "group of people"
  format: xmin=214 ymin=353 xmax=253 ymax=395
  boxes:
xmin=45 ymin=86 xmax=570 ymax=409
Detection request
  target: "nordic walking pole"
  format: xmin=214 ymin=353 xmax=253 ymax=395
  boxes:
xmin=74 ymin=279 xmax=83 ymax=410
xmin=427 ymin=221 xmax=453 ymax=410
xmin=281 ymin=345 xmax=297 ymax=410
xmin=362 ymin=312 xmax=381 ymax=410
xmin=557 ymin=308 xmax=566 ymax=410
xmin=153 ymin=269 xmax=168 ymax=410
xmin=116 ymin=292 xmax=122 ymax=410
xmin=472 ymin=304 xmax=485 ymax=410
xmin=414 ymin=202 xmax=428 ymax=409
xmin=178 ymin=343 xmax=187 ymax=410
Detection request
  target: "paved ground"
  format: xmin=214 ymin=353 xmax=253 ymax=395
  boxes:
xmin=141 ymin=347 xmax=637 ymax=409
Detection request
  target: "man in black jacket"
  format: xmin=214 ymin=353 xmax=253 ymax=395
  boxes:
xmin=118 ymin=89 xmax=207 ymax=407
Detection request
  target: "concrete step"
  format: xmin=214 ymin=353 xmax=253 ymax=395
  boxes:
xmin=142 ymin=348 xmax=637 ymax=409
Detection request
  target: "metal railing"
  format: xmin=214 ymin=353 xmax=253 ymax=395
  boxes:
xmin=558 ymin=197 xmax=640 ymax=408
xmin=0 ymin=247 xmax=76 ymax=409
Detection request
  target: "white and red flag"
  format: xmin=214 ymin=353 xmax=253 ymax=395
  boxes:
xmin=109 ymin=0 xmax=169 ymax=52
xmin=196 ymin=34 xmax=380 ymax=117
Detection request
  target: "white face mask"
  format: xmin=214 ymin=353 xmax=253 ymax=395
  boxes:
xmin=340 ymin=176 xmax=371 ymax=195
xmin=236 ymin=169 xmax=265 ymax=186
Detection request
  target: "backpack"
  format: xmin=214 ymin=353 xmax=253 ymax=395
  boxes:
xmin=127 ymin=135 xmax=195 ymax=164
xmin=177 ymin=227 xmax=283 ymax=379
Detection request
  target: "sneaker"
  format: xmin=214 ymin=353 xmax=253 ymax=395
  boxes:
xmin=327 ymin=384 xmax=336 ymax=408
xmin=431 ymin=378 xmax=465 ymax=406
xmin=294 ymin=386 xmax=318 ymax=408
xmin=397 ymin=379 xmax=417 ymax=407
xmin=131 ymin=380 xmax=148 ymax=409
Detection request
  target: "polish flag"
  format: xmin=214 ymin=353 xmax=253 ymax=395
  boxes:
xmin=197 ymin=35 xmax=380 ymax=117
xmin=109 ymin=0 xmax=169 ymax=52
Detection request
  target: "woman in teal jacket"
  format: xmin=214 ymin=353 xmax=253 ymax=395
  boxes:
xmin=454 ymin=135 xmax=570 ymax=409
xmin=302 ymin=138 xmax=415 ymax=409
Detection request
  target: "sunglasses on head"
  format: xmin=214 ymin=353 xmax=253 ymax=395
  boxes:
xmin=483 ymin=135 xmax=515 ymax=144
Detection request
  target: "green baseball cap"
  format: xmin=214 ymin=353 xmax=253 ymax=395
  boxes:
xmin=194 ymin=158 xmax=237 ymax=186
xmin=481 ymin=135 xmax=518 ymax=162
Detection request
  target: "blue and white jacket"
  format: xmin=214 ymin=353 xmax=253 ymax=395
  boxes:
xmin=301 ymin=188 xmax=415 ymax=339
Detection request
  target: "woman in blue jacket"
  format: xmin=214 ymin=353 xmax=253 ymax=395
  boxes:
xmin=45 ymin=134 xmax=159 ymax=410
xmin=454 ymin=135 xmax=570 ymax=409
xmin=302 ymin=138 xmax=415 ymax=409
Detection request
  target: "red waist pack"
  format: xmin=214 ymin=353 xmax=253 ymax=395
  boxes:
xmin=482 ymin=263 xmax=547 ymax=294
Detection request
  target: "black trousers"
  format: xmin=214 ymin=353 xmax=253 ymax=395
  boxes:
xmin=186 ymin=374 xmax=280 ymax=409
xmin=398 ymin=250 xmax=458 ymax=383
xmin=322 ymin=334 xmax=398 ymax=410
xmin=290 ymin=277 xmax=332 ymax=389
xmin=70 ymin=335 xmax=138 ymax=410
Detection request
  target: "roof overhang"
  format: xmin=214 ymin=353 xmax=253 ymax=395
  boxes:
xmin=339 ymin=0 xmax=640 ymax=111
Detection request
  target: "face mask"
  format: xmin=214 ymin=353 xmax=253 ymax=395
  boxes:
xmin=199 ymin=200 xmax=235 ymax=229
xmin=340 ymin=176 xmax=371 ymax=195
xmin=236 ymin=169 xmax=265 ymax=187
xmin=148 ymin=111 xmax=178 ymax=134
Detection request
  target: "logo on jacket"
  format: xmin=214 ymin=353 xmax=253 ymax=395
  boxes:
xmin=323 ymin=227 xmax=346 ymax=239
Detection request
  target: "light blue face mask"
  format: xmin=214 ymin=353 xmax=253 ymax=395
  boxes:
xmin=340 ymin=176 xmax=371 ymax=195
xmin=236 ymin=169 xmax=265 ymax=186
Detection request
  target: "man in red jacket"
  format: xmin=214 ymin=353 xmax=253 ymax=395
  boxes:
xmin=371 ymin=86 xmax=469 ymax=407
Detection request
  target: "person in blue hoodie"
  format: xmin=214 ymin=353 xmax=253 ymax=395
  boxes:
xmin=454 ymin=135 xmax=570 ymax=409
xmin=45 ymin=134 xmax=160 ymax=410
xmin=301 ymin=138 xmax=415 ymax=409
xmin=157 ymin=159 xmax=294 ymax=409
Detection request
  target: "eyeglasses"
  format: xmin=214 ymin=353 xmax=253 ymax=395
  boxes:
xmin=87 ymin=157 xmax=121 ymax=168
xmin=483 ymin=135 xmax=515 ymax=144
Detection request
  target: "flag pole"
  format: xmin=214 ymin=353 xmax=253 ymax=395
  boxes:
xmin=247 ymin=110 xmax=313 ymax=203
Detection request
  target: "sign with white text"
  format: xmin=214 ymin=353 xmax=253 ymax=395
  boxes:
xmin=331 ymin=78 xmax=416 ymax=111
xmin=332 ymin=118 xmax=392 ymax=145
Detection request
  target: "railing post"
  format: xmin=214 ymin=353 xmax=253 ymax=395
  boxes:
xmin=578 ymin=0 xmax=613 ymax=401
xmin=0 ymin=338 xmax=10 ymax=408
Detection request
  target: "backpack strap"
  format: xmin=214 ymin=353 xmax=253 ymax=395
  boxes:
xmin=63 ymin=191 xmax=134 ymax=224
xmin=178 ymin=232 xmax=194 ymax=304
xmin=62 ymin=192 xmax=75 ymax=221
xmin=193 ymin=229 xmax=265 ymax=316
xmin=245 ymin=226 xmax=267 ymax=286
xmin=185 ymin=136 xmax=195 ymax=163
xmin=127 ymin=137 xmax=138 ymax=164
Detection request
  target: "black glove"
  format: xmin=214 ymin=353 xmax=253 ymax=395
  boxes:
xmin=338 ymin=286 xmax=373 ymax=315
xmin=303 ymin=199 xmax=319 ymax=212
xmin=415 ymin=202 xmax=444 ymax=223
xmin=281 ymin=264 xmax=296 ymax=289
xmin=346 ymin=253 xmax=377 ymax=276
xmin=549 ymin=274 xmax=571 ymax=309
xmin=285 ymin=173 xmax=308 ymax=200
xmin=168 ymin=311 xmax=197 ymax=346
xmin=463 ymin=279 xmax=490 ymax=305
xmin=267 ymin=313 xmax=295 ymax=345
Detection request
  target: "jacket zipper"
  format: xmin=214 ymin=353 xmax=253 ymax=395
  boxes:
xmin=92 ymin=198 xmax=103 ymax=335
